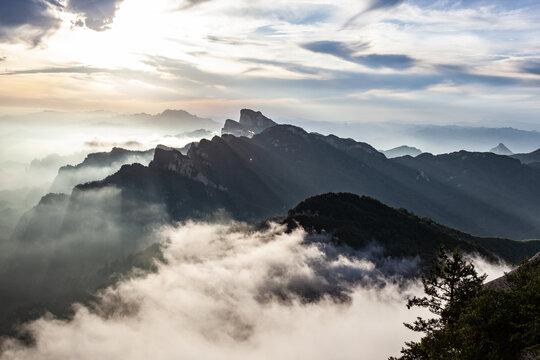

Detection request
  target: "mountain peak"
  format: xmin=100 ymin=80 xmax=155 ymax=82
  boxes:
xmin=158 ymin=109 xmax=193 ymax=118
xmin=382 ymin=145 xmax=422 ymax=158
xmin=490 ymin=143 xmax=513 ymax=155
xmin=239 ymin=109 xmax=277 ymax=129
xmin=222 ymin=109 xmax=277 ymax=137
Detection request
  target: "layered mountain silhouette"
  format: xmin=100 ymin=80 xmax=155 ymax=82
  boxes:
xmin=64 ymin=110 xmax=540 ymax=239
xmin=127 ymin=109 xmax=220 ymax=131
xmin=283 ymin=193 xmax=540 ymax=268
xmin=404 ymin=125 xmax=540 ymax=153
xmin=381 ymin=145 xmax=422 ymax=158
xmin=50 ymin=147 xmax=154 ymax=193
xmin=511 ymin=147 xmax=540 ymax=169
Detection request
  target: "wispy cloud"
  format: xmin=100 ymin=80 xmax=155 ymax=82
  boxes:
xmin=520 ymin=60 xmax=540 ymax=75
xmin=301 ymin=40 xmax=416 ymax=70
xmin=2 ymin=66 xmax=109 ymax=76
xmin=178 ymin=0 xmax=214 ymax=10
xmin=343 ymin=0 xmax=406 ymax=28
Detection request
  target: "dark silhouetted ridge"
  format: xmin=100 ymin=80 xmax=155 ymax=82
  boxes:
xmin=284 ymin=193 xmax=540 ymax=267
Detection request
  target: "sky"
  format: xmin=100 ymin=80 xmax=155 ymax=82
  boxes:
xmin=1 ymin=0 xmax=540 ymax=123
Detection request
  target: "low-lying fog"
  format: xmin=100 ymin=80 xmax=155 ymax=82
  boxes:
xmin=0 ymin=111 xmax=219 ymax=237
xmin=0 ymin=221 xmax=509 ymax=360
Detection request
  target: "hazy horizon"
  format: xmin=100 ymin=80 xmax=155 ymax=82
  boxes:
xmin=1 ymin=0 xmax=540 ymax=125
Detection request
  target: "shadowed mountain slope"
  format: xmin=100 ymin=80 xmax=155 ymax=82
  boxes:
xmin=73 ymin=117 xmax=540 ymax=239
xmin=283 ymin=193 xmax=540 ymax=268
xmin=50 ymin=147 xmax=154 ymax=193
xmin=511 ymin=147 xmax=540 ymax=169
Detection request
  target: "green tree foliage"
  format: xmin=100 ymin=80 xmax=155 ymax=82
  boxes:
xmin=453 ymin=263 xmax=540 ymax=359
xmin=391 ymin=249 xmax=540 ymax=360
xmin=390 ymin=247 xmax=486 ymax=359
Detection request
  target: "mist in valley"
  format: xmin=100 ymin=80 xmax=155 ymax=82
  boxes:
xmin=0 ymin=219 xmax=510 ymax=360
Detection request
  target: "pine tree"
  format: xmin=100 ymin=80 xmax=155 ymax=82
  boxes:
xmin=391 ymin=247 xmax=486 ymax=359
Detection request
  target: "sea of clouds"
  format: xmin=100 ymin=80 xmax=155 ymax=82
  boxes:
xmin=0 ymin=221 xmax=510 ymax=360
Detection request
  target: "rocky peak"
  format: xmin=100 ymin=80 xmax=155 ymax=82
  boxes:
xmin=150 ymin=147 xmax=196 ymax=177
xmin=222 ymin=109 xmax=277 ymax=137
xmin=239 ymin=109 xmax=277 ymax=130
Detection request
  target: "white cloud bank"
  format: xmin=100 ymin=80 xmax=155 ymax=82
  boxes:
xmin=0 ymin=221 xmax=510 ymax=360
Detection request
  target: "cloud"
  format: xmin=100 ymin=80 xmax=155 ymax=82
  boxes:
xmin=256 ymin=4 xmax=337 ymax=25
xmin=83 ymin=139 xmax=144 ymax=149
xmin=301 ymin=41 xmax=416 ymax=70
xmin=0 ymin=221 xmax=429 ymax=359
xmin=1 ymin=66 xmax=109 ymax=76
xmin=178 ymin=0 xmax=213 ymax=10
xmin=0 ymin=0 xmax=62 ymax=45
xmin=68 ymin=0 xmax=124 ymax=31
xmin=521 ymin=60 xmax=540 ymax=75
xmin=302 ymin=41 xmax=369 ymax=60
xmin=355 ymin=54 xmax=416 ymax=70
xmin=206 ymin=35 xmax=265 ymax=47
xmin=142 ymin=55 xmax=540 ymax=104
xmin=240 ymin=58 xmax=322 ymax=75
xmin=343 ymin=0 xmax=406 ymax=28
xmin=0 ymin=220 xmax=511 ymax=360
xmin=366 ymin=0 xmax=405 ymax=12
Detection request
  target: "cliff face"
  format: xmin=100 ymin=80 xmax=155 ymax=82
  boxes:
xmin=221 ymin=109 xmax=277 ymax=137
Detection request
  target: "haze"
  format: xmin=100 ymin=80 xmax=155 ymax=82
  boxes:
xmin=1 ymin=0 xmax=540 ymax=126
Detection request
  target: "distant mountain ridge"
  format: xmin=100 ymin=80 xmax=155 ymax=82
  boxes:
xmin=66 ymin=110 xmax=540 ymax=239
xmin=382 ymin=145 xmax=422 ymax=158
xmin=405 ymin=125 xmax=540 ymax=153
xmin=50 ymin=147 xmax=154 ymax=193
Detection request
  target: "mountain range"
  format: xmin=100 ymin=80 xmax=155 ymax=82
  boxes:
xmin=65 ymin=110 xmax=540 ymax=239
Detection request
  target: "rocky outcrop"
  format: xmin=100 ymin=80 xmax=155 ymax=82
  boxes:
xmin=484 ymin=252 xmax=540 ymax=291
xmin=221 ymin=109 xmax=277 ymax=137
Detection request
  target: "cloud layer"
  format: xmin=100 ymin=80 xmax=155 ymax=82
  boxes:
xmin=0 ymin=222 xmax=424 ymax=359
xmin=0 ymin=220 xmax=510 ymax=360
